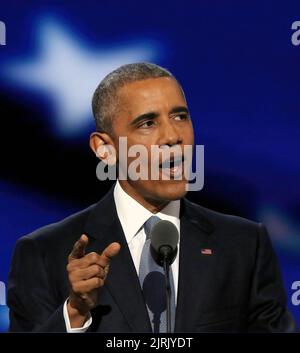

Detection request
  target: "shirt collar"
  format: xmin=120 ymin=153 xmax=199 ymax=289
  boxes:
xmin=113 ymin=180 xmax=180 ymax=245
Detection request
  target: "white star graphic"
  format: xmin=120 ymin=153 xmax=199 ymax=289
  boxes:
xmin=4 ymin=18 xmax=158 ymax=136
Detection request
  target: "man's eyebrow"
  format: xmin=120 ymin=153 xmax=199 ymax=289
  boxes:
xmin=169 ymin=106 xmax=189 ymax=115
xmin=130 ymin=112 xmax=159 ymax=126
xmin=130 ymin=106 xmax=189 ymax=126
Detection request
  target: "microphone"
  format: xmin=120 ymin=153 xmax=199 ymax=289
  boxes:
xmin=150 ymin=220 xmax=179 ymax=333
xmin=150 ymin=220 xmax=179 ymax=266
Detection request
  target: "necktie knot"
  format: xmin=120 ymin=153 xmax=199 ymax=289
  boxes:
xmin=144 ymin=216 xmax=161 ymax=240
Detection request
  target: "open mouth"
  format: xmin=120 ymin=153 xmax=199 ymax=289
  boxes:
xmin=159 ymin=155 xmax=185 ymax=178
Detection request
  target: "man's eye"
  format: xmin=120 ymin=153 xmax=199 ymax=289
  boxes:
xmin=139 ymin=120 xmax=155 ymax=128
xmin=174 ymin=114 xmax=188 ymax=121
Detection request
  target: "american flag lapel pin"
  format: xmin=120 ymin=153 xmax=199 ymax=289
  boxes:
xmin=201 ymin=248 xmax=213 ymax=255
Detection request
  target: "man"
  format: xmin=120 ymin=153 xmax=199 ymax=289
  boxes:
xmin=8 ymin=63 xmax=297 ymax=332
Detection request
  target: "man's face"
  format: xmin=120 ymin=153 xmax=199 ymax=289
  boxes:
xmin=110 ymin=77 xmax=194 ymax=207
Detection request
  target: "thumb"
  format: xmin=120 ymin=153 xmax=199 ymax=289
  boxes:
xmin=100 ymin=242 xmax=121 ymax=266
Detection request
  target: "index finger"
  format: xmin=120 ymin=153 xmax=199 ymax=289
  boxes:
xmin=69 ymin=234 xmax=89 ymax=261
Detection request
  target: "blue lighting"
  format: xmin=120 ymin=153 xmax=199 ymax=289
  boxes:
xmin=3 ymin=17 xmax=158 ymax=137
xmin=0 ymin=306 xmax=9 ymax=333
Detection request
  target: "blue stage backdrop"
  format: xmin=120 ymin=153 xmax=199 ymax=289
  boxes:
xmin=0 ymin=0 xmax=299 ymax=332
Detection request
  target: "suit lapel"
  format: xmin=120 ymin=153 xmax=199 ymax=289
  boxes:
xmin=82 ymin=189 xmax=216 ymax=332
xmin=83 ymin=187 xmax=151 ymax=332
xmin=175 ymin=198 xmax=215 ymax=332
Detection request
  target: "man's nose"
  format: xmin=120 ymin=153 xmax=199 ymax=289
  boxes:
xmin=158 ymin=119 xmax=182 ymax=147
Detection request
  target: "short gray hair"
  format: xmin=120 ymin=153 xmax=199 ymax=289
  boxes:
xmin=92 ymin=62 xmax=174 ymax=133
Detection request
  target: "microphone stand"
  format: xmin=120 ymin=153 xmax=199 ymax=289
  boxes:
xmin=150 ymin=220 xmax=179 ymax=334
xmin=162 ymin=250 xmax=172 ymax=334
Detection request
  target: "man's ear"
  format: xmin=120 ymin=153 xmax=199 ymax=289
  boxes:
xmin=89 ymin=132 xmax=117 ymax=165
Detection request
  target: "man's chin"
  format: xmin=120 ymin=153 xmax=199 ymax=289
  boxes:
xmin=151 ymin=180 xmax=188 ymax=201
xmin=122 ymin=178 xmax=188 ymax=207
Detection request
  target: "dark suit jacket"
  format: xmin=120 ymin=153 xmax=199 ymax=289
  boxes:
xmin=7 ymin=187 xmax=297 ymax=332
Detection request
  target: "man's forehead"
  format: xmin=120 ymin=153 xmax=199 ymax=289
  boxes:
xmin=117 ymin=77 xmax=186 ymax=108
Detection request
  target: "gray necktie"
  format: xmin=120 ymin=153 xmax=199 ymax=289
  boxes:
xmin=139 ymin=216 xmax=176 ymax=333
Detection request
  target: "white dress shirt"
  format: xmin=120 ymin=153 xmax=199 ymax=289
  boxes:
xmin=64 ymin=180 xmax=181 ymax=332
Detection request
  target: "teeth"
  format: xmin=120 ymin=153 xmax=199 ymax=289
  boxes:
xmin=161 ymin=163 xmax=183 ymax=177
